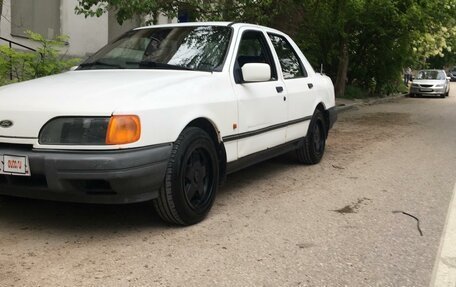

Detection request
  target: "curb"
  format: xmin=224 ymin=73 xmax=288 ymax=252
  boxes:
xmin=335 ymin=103 xmax=359 ymax=113
xmin=335 ymin=93 xmax=407 ymax=114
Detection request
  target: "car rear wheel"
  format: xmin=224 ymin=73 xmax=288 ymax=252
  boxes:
xmin=153 ymin=127 xmax=219 ymax=226
xmin=296 ymin=109 xmax=326 ymax=165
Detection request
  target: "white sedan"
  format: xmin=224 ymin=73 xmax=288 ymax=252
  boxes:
xmin=410 ymin=69 xmax=451 ymax=98
xmin=0 ymin=22 xmax=337 ymax=225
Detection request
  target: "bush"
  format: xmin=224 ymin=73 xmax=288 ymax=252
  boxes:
xmin=378 ymin=78 xmax=409 ymax=96
xmin=342 ymin=77 xmax=408 ymax=99
xmin=343 ymin=85 xmax=369 ymax=99
xmin=0 ymin=31 xmax=80 ymax=85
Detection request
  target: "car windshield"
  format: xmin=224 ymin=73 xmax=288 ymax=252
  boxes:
xmin=416 ymin=70 xmax=445 ymax=80
xmin=78 ymin=26 xmax=232 ymax=72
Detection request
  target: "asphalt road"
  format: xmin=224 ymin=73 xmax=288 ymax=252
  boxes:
xmin=1 ymin=83 xmax=455 ymax=287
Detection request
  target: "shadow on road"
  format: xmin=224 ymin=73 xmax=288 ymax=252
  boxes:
xmin=0 ymin=196 xmax=163 ymax=231
xmin=0 ymin=154 xmax=298 ymax=232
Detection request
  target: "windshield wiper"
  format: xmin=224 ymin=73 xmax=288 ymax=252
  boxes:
xmin=78 ymin=61 xmax=124 ymax=69
xmin=126 ymin=61 xmax=193 ymax=71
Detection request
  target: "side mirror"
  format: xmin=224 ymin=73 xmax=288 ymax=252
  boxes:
xmin=241 ymin=63 xmax=271 ymax=82
xmin=70 ymin=66 xmax=79 ymax=71
xmin=447 ymin=77 xmax=451 ymax=81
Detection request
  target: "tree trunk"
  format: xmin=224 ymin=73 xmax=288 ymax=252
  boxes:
xmin=335 ymin=40 xmax=349 ymax=98
xmin=152 ymin=11 xmax=159 ymax=25
xmin=222 ymin=0 xmax=234 ymax=20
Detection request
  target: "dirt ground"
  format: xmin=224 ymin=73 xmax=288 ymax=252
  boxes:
xmin=1 ymin=84 xmax=456 ymax=286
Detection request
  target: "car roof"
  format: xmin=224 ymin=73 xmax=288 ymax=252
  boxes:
xmin=417 ymin=69 xmax=445 ymax=72
xmin=135 ymin=21 xmax=232 ymax=30
xmin=135 ymin=21 xmax=284 ymax=34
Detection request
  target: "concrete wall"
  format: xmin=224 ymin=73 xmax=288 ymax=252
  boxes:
xmin=60 ymin=0 xmax=108 ymax=57
xmin=0 ymin=0 xmax=108 ymax=58
xmin=0 ymin=0 xmax=174 ymax=58
xmin=1 ymin=0 xmax=43 ymax=51
xmin=108 ymin=10 xmax=141 ymax=42
xmin=11 ymin=0 xmax=60 ymax=39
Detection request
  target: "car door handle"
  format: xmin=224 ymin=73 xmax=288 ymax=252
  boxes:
xmin=308 ymin=83 xmax=314 ymax=89
xmin=276 ymin=86 xmax=284 ymax=93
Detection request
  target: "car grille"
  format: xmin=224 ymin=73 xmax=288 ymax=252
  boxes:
xmin=420 ymin=84 xmax=433 ymax=88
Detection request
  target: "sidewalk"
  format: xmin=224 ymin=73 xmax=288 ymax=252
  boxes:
xmin=335 ymin=93 xmax=407 ymax=113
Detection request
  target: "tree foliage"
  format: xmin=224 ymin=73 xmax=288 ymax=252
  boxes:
xmin=0 ymin=31 xmax=80 ymax=85
xmin=76 ymin=0 xmax=456 ymax=97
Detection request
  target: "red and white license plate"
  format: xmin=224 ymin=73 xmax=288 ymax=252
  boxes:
xmin=0 ymin=155 xmax=31 ymax=176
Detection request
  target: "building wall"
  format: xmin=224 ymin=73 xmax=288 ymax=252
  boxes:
xmin=11 ymin=0 xmax=61 ymax=39
xmin=108 ymin=9 xmax=140 ymax=42
xmin=60 ymin=0 xmax=109 ymax=57
xmin=1 ymin=0 xmax=42 ymax=51
xmin=0 ymin=0 xmax=174 ymax=58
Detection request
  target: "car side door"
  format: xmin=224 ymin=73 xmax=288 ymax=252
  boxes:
xmin=228 ymin=28 xmax=287 ymax=158
xmin=267 ymin=33 xmax=317 ymax=142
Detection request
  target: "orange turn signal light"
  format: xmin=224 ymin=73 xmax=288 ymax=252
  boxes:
xmin=106 ymin=115 xmax=141 ymax=145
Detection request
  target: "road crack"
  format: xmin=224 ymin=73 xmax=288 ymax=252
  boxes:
xmin=392 ymin=211 xmax=423 ymax=236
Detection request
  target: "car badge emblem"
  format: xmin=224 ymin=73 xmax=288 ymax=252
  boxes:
xmin=0 ymin=120 xmax=13 ymax=128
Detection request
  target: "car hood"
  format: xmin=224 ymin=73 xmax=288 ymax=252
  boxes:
xmin=0 ymin=70 xmax=210 ymax=139
xmin=412 ymin=79 xmax=446 ymax=85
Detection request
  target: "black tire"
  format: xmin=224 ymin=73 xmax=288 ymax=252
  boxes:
xmin=409 ymin=93 xmax=415 ymax=98
xmin=296 ymin=109 xmax=327 ymax=165
xmin=153 ymin=127 xmax=219 ymax=226
xmin=440 ymin=93 xmax=445 ymax=98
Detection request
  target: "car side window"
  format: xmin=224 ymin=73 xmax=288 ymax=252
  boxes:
xmin=234 ymin=30 xmax=277 ymax=83
xmin=268 ymin=33 xmax=307 ymax=79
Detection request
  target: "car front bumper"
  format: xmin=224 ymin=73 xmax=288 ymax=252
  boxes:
xmin=0 ymin=143 xmax=172 ymax=204
xmin=410 ymin=87 xmax=446 ymax=96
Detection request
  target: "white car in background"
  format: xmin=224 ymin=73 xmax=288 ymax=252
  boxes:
xmin=449 ymin=67 xmax=456 ymax=82
xmin=0 ymin=22 xmax=337 ymax=225
xmin=410 ymin=69 xmax=451 ymax=98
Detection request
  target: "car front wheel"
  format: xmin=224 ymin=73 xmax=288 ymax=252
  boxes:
xmin=296 ymin=109 xmax=327 ymax=165
xmin=153 ymin=127 xmax=219 ymax=225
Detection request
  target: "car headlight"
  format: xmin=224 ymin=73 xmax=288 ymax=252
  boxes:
xmin=411 ymin=83 xmax=419 ymax=87
xmin=436 ymin=84 xmax=444 ymax=88
xmin=39 ymin=116 xmax=141 ymax=145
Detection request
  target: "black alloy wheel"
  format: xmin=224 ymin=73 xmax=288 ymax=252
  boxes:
xmin=153 ymin=127 xmax=219 ymax=225
xmin=296 ymin=109 xmax=327 ymax=165
xmin=182 ymin=147 xmax=215 ymax=212
xmin=312 ymin=119 xmax=325 ymax=155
